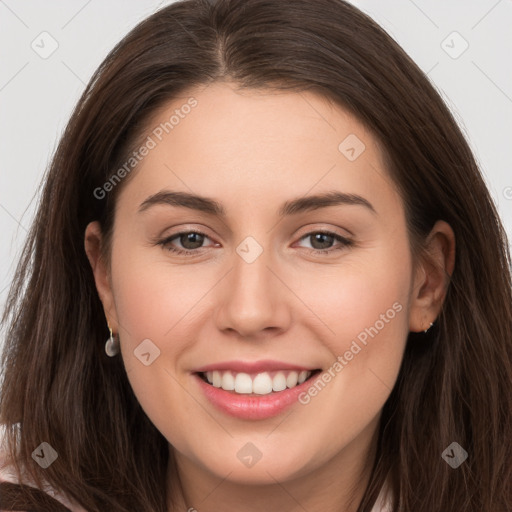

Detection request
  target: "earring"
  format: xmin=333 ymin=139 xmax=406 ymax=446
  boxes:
xmin=424 ymin=321 xmax=434 ymax=333
xmin=105 ymin=324 xmax=120 ymax=356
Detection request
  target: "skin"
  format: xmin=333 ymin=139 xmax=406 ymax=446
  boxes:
xmin=85 ymin=81 xmax=455 ymax=512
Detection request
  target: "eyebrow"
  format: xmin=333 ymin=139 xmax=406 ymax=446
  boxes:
xmin=138 ymin=190 xmax=377 ymax=217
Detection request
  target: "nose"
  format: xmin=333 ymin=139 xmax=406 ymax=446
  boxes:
xmin=214 ymin=246 xmax=292 ymax=339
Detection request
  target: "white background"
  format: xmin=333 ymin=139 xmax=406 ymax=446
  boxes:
xmin=1 ymin=0 xmax=511 ymax=347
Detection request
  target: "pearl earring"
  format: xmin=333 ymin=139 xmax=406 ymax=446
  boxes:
xmin=424 ymin=322 xmax=434 ymax=333
xmin=105 ymin=324 xmax=120 ymax=356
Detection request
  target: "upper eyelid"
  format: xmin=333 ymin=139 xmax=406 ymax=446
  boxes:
xmin=161 ymin=221 xmax=353 ymax=237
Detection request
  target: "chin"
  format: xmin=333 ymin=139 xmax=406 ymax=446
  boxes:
xmin=195 ymin=448 xmax=315 ymax=485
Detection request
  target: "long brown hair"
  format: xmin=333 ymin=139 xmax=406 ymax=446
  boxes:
xmin=1 ymin=0 xmax=511 ymax=510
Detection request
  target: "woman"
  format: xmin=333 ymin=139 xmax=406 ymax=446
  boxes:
xmin=1 ymin=0 xmax=511 ymax=511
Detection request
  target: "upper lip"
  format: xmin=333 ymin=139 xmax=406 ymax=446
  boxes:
xmin=193 ymin=360 xmax=318 ymax=374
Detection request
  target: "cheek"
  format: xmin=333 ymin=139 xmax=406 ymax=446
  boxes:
xmin=110 ymin=242 xmax=213 ymax=344
xmin=298 ymin=237 xmax=412 ymax=354
xmin=109 ymin=246 xmax=207 ymax=448
xmin=108 ymin=244 xmax=221 ymax=432
xmin=295 ymin=238 xmax=412 ymax=435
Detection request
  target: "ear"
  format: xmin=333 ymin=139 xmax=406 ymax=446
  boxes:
xmin=409 ymin=220 xmax=456 ymax=333
xmin=84 ymin=221 xmax=119 ymax=332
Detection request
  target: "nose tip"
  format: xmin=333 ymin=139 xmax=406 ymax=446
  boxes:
xmin=214 ymin=256 xmax=291 ymax=339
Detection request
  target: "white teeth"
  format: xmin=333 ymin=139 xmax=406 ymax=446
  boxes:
xmin=221 ymin=371 xmax=235 ymax=391
xmin=202 ymin=369 xmax=313 ymax=395
xmin=298 ymin=370 xmax=309 ymax=384
xmin=286 ymin=371 xmax=298 ymax=388
xmin=212 ymin=370 xmax=222 ymax=388
xmin=253 ymin=373 xmax=273 ymax=394
xmin=272 ymin=372 xmax=287 ymax=392
xmin=234 ymin=373 xmax=253 ymax=394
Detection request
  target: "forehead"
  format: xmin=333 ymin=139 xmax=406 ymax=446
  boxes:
xmin=116 ymin=81 xmax=402 ymax=222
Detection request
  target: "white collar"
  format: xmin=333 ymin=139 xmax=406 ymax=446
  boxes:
xmin=369 ymin=475 xmax=393 ymax=512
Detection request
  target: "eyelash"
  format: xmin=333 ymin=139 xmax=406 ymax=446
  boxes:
xmin=156 ymin=229 xmax=354 ymax=256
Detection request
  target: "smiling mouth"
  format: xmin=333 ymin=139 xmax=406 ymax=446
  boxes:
xmin=197 ymin=369 xmax=322 ymax=395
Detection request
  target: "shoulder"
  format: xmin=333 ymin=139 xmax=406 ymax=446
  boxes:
xmin=0 ymin=432 xmax=86 ymax=512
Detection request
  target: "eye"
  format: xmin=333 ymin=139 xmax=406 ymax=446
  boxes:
xmin=295 ymin=231 xmax=354 ymax=255
xmin=157 ymin=230 xmax=214 ymax=255
xmin=156 ymin=229 xmax=353 ymax=256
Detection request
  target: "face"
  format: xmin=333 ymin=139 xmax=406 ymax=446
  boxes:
xmin=86 ymin=81 xmax=444 ymax=491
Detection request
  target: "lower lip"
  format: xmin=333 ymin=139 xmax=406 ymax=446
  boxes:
xmin=194 ymin=372 xmax=320 ymax=420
